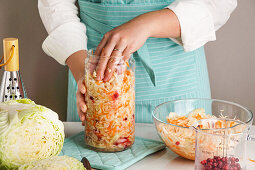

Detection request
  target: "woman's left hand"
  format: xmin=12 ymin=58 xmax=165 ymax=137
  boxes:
xmin=94 ymin=17 xmax=150 ymax=82
xmin=94 ymin=9 xmax=180 ymax=82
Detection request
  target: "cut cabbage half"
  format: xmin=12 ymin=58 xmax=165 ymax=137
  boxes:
xmin=19 ymin=156 xmax=86 ymax=170
xmin=0 ymin=99 xmax=64 ymax=169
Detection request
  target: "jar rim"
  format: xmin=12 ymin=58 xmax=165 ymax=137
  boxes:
xmin=87 ymin=48 xmax=135 ymax=64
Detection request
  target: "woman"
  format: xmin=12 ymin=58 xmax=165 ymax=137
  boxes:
xmin=38 ymin=0 xmax=237 ymax=123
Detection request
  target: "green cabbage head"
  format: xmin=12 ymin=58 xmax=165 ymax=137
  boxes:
xmin=0 ymin=99 xmax=64 ymax=169
xmin=18 ymin=156 xmax=86 ymax=170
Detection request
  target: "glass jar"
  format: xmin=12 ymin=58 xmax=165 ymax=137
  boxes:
xmin=84 ymin=49 xmax=135 ymax=152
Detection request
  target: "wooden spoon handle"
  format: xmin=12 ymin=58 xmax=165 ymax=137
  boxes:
xmin=81 ymin=157 xmax=92 ymax=170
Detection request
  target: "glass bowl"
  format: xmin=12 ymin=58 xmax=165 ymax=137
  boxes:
xmin=152 ymin=98 xmax=253 ymax=160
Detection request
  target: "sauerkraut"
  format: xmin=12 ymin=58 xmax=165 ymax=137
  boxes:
xmin=84 ymin=68 xmax=135 ymax=152
xmin=157 ymin=108 xmax=244 ymax=160
xmin=157 ymin=108 xmax=215 ymax=160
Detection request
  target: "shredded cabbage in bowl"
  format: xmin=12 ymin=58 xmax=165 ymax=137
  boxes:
xmin=157 ymin=108 xmax=244 ymax=160
xmin=157 ymin=108 xmax=215 ymax=160
xmin=84 ymin=68 xmax=135 ymax=152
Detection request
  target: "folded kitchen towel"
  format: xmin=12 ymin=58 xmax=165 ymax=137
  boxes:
xmin=59 ymin=131 xmax=165 ymax=170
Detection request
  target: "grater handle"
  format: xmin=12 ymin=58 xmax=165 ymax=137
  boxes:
xmin=0 ymin=45 xmax=15 ymax=68
xmin=3 ymin=38 xmax=19 ymax=71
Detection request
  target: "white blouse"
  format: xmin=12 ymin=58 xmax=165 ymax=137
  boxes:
xmin=38 ymin=0 xmax=237 ymax=65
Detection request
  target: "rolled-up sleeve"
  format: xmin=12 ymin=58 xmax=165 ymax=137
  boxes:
xmin=38 ymin=0 xmax=87 ymax=65
xmin=166 ymin=0 xmax=237 ymax=52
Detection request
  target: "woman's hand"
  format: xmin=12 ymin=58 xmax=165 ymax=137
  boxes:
xmin=94 ymin=17 xmax=150 ymax=82
xmin=76 ymin=78 xmax=87 ymax=124
xmin=94 ymin=9 xmax=180 ymax=82
xmin=66 ymin=50 xmax=87 ymax=123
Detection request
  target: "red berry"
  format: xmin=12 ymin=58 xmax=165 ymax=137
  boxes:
xmin=201 ymin=160 xmax=207 ymax=165
xmin=208 ymin=162 xmax=213 ymax=166
xmin=207 ymin=158 xmax=213 ymax=162
xmin=175 ymin=141 xmax=180 ymax=145
xmin=113 ymin=92 xmax=119 ymax=99
xmin=206 ymin=165 xmax=212 ymax=169
xmin=203 ymin=156 xmax=241 ymax=170
xmin=222 ymin=157 xmax=227 ymax=162
xmin=213 ymin=163 xmax=218 ymax=167
xmin=231 ymin=157 xmax=236 ymax=162
xmin=224 ymin=165 xmax=229 ymax=170
xmin=218 ymin=161 xmax=223 ymax=168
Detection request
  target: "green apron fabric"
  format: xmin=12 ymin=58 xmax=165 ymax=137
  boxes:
xmin=67 ymin=0 xmax=211 ymax=123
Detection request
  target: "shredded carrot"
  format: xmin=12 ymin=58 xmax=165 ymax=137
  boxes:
xmin=215 ymin=121 xmax=223 ymax=128
xmin=229 ymin=121 xmax=235 ymax=127
xmin=195 ymin=114 xmax=202 ymax=120
xmin=249 ymin=159 xmax=255 ymax=163
xmin=126 ymin=62 xmax=130 ymax=67
xmin=167 ymin=136 xmax=173 ymax=142
xmin=124 ymin=87 xmax=130 ymax=93
xmin=123 ymin=76 xmax=127 ymax=83
xmin=117 ymin=104 xmax=123 ymax=109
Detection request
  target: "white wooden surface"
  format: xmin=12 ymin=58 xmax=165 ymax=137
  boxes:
xmin=64 ymin=122 xmax=255 ymax=170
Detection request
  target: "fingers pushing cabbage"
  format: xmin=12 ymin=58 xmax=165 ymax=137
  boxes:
xmin=0 ymin=99 xmax=64 ymax=169
xmin=19 ymin=156 xmax=86 ymax=170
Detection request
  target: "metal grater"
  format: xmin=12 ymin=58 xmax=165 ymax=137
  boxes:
xmin=0 ymin=38 xmax=26 ymax=102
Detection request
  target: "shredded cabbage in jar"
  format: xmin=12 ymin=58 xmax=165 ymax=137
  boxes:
xmin=157 ymin=109 xmax=244 ymax=160
xmin=84 ymin=69 xmax=135 ymax=152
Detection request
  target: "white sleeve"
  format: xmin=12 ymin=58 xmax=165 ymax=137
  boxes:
xmin=38 ymin=0 xmax=87 ymax=65
xmin=166 ymin=0 xmax=237 ymax=52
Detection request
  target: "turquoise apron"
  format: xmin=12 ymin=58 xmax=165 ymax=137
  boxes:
xmin=67 ymin=0 xmax=211 ymax=123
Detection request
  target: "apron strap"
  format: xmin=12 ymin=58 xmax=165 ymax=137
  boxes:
xmin=136 ymin=45 xmax=156 ymax=86
xmin=80 ymin=12 xmax=157 ymax=86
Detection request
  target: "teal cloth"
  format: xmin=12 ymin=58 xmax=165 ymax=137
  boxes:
xmin=67 ymin=0 xmax=211 ymax=122
xmin=59 ymin=132 xmax=165 ymax=170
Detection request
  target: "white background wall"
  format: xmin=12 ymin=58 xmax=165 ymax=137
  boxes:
xmin=0 ymin=0 xmax=254 ymax=121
